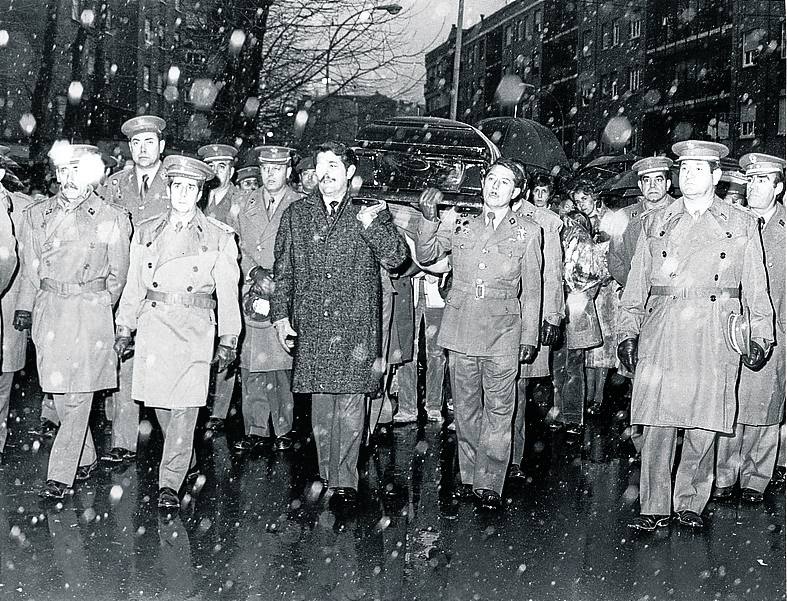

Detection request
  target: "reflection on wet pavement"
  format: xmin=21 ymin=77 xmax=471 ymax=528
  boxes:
xmin=0 ymin=381 xmax=783 ymax=601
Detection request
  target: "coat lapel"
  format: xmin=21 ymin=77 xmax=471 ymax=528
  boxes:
xmin=482 ymin=209 xmax=518 ymax=248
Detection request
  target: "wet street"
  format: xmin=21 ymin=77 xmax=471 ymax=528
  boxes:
xmin=0 ymin=373 xmax=784 ymax=601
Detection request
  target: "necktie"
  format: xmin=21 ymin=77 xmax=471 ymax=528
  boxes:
xmin=141 ymin=174 xmax=149 ymax=196
xmin=758 ymin=216 xmax=765 ymax=228
xmin=328 ymin=200 xmax=339 ymax=220
xmin=486 ymin=211 xmax=495 ymax=230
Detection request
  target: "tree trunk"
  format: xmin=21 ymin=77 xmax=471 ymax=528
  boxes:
xmin=29 ymin=0 xmax=59 ymax=166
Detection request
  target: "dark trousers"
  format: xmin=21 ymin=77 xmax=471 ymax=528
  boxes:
xmin=311 ymin=393 xmax=365 ymax=489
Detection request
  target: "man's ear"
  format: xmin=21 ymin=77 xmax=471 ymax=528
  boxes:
xmin=712 ymin=167 xmax=722 ymax=186
xmin=665 ymin=179 xmax=672 ymax=191
xmin=775 ymin=181 xmax=784 ymax=198
xmin=158 ymin=139 xmax=166 ymax=156
xmin=346 ymin=164 xmax=357 ymax=180
xmin=229 ymin=166 xmax=236 ymax=181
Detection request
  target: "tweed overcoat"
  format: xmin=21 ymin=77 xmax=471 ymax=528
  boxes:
xmin=1 ymin=192 xmax=32 ymax=372
xmin=618 ymin=197 xmax=773 ymax=433
xmin=270 ymin=191 xmax=409 ymax=394
xmin=237 ymin=185 xmax=302 ymax=372
xmin=737 ymin=202 xmax=785 ymax=425
xmin=115 ymin=210 xmax=241 ymax=408
xmin=17 ymin=191 xmax=131 ymax=393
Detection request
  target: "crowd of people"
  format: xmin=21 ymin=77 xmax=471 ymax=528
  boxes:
xmin=0 ymin=114 xmax=783 ymax=533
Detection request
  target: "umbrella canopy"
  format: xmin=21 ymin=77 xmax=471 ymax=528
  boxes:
xmin=477 ymin=117 xmax=570 ymax=175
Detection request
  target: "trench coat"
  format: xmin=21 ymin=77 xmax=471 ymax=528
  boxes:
xmin=415 ymin=208 xmax=543 ymax=356
xmin=204 ymin=184 xmax=246 ymax=231
xmin=17 ymin=190 xmax=131 ymax=393
xmin=237 ymin=185 xmax=302 ymax=372
xmin=1 ymin=192 xmax=33 ymax=372
xmin=618 ymin=197 xmax=773 ymax=433
xmin=270 ymin=191 xmax=409 ymax=394
xmin=516 ymin=199 xmax=564 ymax=376
xmin=737 ymin=202 xmax=785 ymax=425
xmin=98 ymin=164 xmax=169 ymax=226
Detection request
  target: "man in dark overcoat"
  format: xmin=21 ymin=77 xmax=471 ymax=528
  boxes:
xmin=270 ymin=141 xmax=409 ymax=508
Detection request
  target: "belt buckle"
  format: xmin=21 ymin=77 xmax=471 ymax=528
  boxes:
xmin=475 ymin=282 xmax=485 ymax=299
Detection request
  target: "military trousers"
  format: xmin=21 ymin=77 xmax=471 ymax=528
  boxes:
xmin=41 ymin=394 xmax=60 ymax=425
xmin=716 ymin=422 xmax=780 ymax=493
xmin=210 ymin=364 xmax=236 ymax=420
xmin=398 ymin=300 xmax=446 ymax=419
xmin=779 ymin=425 xmax=786 ymax=468
xmin=511 ymin=376 xmax=551 ymax=464
xmin=0 ymin=372 xmax=14 ymax=453
xmin=106 ymin=357 xmax=140 ymax=452
xmin=312 ymin=393 xmax=365 ymax=489
xmin=48 ymin=392 xmax=97 ymax=486
xmin=449 ymin=350 xmax=518 ymax=496
xmin=154 ymin=407 xmax=198 ymax=492
xmin=551 ymin=345 xmax=585 ymax=425
xmin=640 ymin=425 xmax=716 ymax=515
xmin=241 ymin=368 xmax=293 ymax=437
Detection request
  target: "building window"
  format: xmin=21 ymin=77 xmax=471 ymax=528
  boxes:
xmin=144 ymin=18 xmax=153 ymax=45
xmin=742 ymin=31 xmax=759 ymax=67
xmin=611 ymin=75 xmax=619 ymax=97
xmin=505 ymin=25 xmax=513 ymax=47
xmin=517 ymin=19 xmax=524 ymax=40
xmin=582 ymin=30 xmax=592 ymax=57
xmin=612 ymin=19 xmax=620 ymax=46
xmin=602 ymin=23 xmax=611 ymax=49
xmin=740 ymin=103 xmax=756 ymax=138
xmin=105 ymin=6 xmax=112 ymax=29
xmin=534 ymin=10 xmax=542 ymax=34
xmin=629 ymin=67 xmax=642 ymax=91
xmin=143 ymin=65 xmax=151 ymax=91
xmin=630 ymin=17 xmax=641 ymax=40
xmin=156 ymin=72 xmax=163 ymax=94
xmin=779 ymin=93 xmax=786 ymax=135
xmin=581 ymin=81 xmax=593 ymax=106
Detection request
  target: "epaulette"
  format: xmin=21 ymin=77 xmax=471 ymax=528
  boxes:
xmin=534 ymin=205 xmax=562 ymax=231
xmin=779 ymin=218 xmax=785 ymax=228
xmin=23 ymin=195 xmax=52 ymax=213
xmin=206 ymin=214 xmax=236 ymax=234
xmin=137 ymin=212 xmax=166 ymax=227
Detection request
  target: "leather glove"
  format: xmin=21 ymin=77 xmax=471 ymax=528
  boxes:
xmin=13 ymin=310 xmax=31 ymax=331
xmin=113 ymin=335 xmax=134 ymax=361
xmin=418 ymin=188 xmax=442 ymax=222
xmin=519 ymin=344 xmax=537 ymax=364
xmin=540 ymin=321 xmax=560 ymax=346
xmin=742 ymin=341 xmax=767 ymax=371
xmin=273 ymin=318 xmax=298 ymax=352
xmin=211 ymin=344 xmax=237 ymax=373
xmin=249 ymin=266 xmax=275 ymax=296
xmin=617 ymin=338 xmax=638 ymax=373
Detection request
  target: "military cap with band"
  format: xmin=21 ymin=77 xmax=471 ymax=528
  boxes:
xmin=0 ymin=145 xmax=9 ymax=156
xmin=296 ymin=156 xmax=315 ymax=173
xmin=720 ymin=170 xmax=747 ymax=196
xmin=49 ymin=143 xmax=101 ymax=167
xmin=725 ymin=306 xmax=752 ymax=357
xmin=632 ymin=156 xmax=673 ymax=176
xmin=236 ymin=166 xmax=260 ymax=181
xmin=162 ymin=155 xmax=215 ymax=182
xmin=254 ymin=145 xmax=293 ymax=164
xmin=197 ymin=144 xmax=238 ymax=163
xmin=121 ymin=115 xmax=166 ymax=139
xmin=671 ymin=140 xmax=729 ymax=162
xmin=739 ymin=153 xmax=786 ymax=176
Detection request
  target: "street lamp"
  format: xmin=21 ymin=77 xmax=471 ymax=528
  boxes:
xmin=520 ymin=83 xmax=565 ymax=148
xmin=324 ymin=3 xmax=402 ymax=96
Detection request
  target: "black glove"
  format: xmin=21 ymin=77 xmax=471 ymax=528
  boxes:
xmin=249 ymin=266 xmax=274 ymax=296
xmin=211 ymin=344 xmax=237 ymax=373
xmin=519 ymin=344 xmax=538 ymax=364
xmin=113 ymin=335 xmax=134 ymax=361
xmin=540 ymin=321 xmax=560 ymax=346
xmin=617 ymin=338 xmax=638 ymax=372
xmin=13 ymin=310 xmax=31 ymax=331
xmin=742 ymin=341 xmax=767 ymax=371
xmin=418 ymin=188 xmax=442 ymax=222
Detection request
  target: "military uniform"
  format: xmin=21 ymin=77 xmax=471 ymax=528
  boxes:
xmin=0 ymin=188 xmax=21 ymax=454
xmin=416 ymin=207 xmax=542 ymax=496
xmin=512 ymin=199 xmax=564 ymax=464
xmin=116 ymin=156 xmax=240 ymax=493
xmin=97 ymin=115 xmax=170 ymax=458
xmin=716 ymin=154 xmax=786 ymax=495
xmin=18 ymin=166 xmax=131 ymax=488
xmin=619 ymin=143 xmax=773 ymax=520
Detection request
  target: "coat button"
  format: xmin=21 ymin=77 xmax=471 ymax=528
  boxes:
xmin=326 ymin=273 xmax=331 ymax=279
xmin=148 ymin=262 xmax=153 ymax=268
xmin=84 ymin=264 xmax=90 ymax=270
xmin=726 ymin=232 xmax=732 ymax=238
xmin=720 ymin=252 xmax=726 ymax=259
xmin=662 ymin=251 xmax=667 ymax=257
xmin=710 ymin=295 xmax=716 ymax=302
xmin=187 ymin=286 xmax=193 ymax=292
xmin=479 ymin=262 xmax=486 ymax=269
xmin=151 ymin=301 xmax=157 ymax=307
xmin=659 ymin=231 xmax=665 ymax=237
xmin=152 ymin=282 xmax=158 ymax=288
xmin=193 ymin=266 xmax=199 ymax=272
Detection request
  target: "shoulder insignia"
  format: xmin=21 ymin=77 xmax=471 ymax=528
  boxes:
xmin=631 ymin=211 xmax=638 ymax=218
xmin=779 ymin=219 xmax=785 ymax=227
xmin=509 ymin=216 xmax=517 ymax=225
xmin=206 ymin=215 xmax=236 ymax=234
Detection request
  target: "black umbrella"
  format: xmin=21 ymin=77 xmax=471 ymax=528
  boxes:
xmin=477 ymin=117 xmax=570 ymax=175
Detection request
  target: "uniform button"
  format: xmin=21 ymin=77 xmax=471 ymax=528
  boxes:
xmin=662 ymin=251 xmax=667 ymax=257
xmin=726 ymin=232 xmax=732 ymax=238
xmin=83 ymin=264 xmax=89 ymax=270
xmin=323 ymin=310 xmax=329 ymax=317
xmin=720 ymin=252 xmax=726 ymax=259
xmin=193 ymin=266 xmax=199 ymax=272
xmin=481 ymin=248 xmax=489 ymax=254
xmin=710 ymin=295 xmax=716 ymax=302
xmin=326 ymin=273 xmax=331 ymax=279
xmin=152 ymin=282 xmax=158 ymax=288
xmin=187 ymin=286 xmax=193 ymax=292
xmin=147 ymin=262 xmax=153 ymax=268
xmin=659 ymin=231 xmax=665 ymax=237
xmin=151 ymin=301 xmax=157 ymax=307
xmin=714 ymin=274 xmax=719 ymax=281
xmin=768 ymin=262 xmax=773 ymax=267
xmin=479 ymin=262 xmax=486 ymax=269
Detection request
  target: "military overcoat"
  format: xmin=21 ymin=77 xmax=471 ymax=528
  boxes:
xmin=17 ymin=191 xmax=131 ymax=393
xmin=415 ymin=207 xmax=543 ymax=356
xmin=737 ymin=202 xmax=785 ymax=425
xmin=1 ymin=192 xmax=32 ymax=372
xmin=237 ymin=185 xmax=302 ymax=372
xmin=618 ymin=197 xmax=773 ymax=433
xmin=204 ymin=184 xmax=247 ymax=231
xmin=116 ymin=210 xmax=241 ymax=408
xmin=99 ymin=165 xmax=169 ymax=226
xmin=270 ymin=191 xmax=409 ymax=394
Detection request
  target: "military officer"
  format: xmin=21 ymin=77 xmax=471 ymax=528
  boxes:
xmin=234 ymin=145 xmax=303 ymax=454
xmin=295 ymin=156 xmax=318 ymax=195
xmin=618 ymin=140 xmax=773 ymax=531
xmin=197 ymin=143 xmax=246 ymax=434
xmin=99 ymin=115 xmax=170 ymax=464
xmin=714 ymin=153 xmax=785 ymax=503
xmin=235 ymin=165 xmax=261 ymax=192
xmin=114 ymin=155 xmax=240 ymax=509
xmin=608 ymin=156 xmax=674 ymax=287
xmin=509 ymin=164 xmax=564 ymax=482
xmin=0 ymin=149 xmax=21 ymax=459
xmin=416 ymin=158 xmax=543 ymax=510
xmin=15 ymin=143 xmax=131 ymax=498
xmin=719 ymin=170 xmax=747 ymax=205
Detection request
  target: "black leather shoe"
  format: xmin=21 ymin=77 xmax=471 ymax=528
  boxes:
xmin=101 ymin=447 xmax=137 ymax=463
xmin=204 ymin=417 xmax=226 ymax=432
xmin=771 ymin=466 xmax=785 ymax=487
xmin=329 ymin=487 xmax=358 ymax=509
xmin=75 ymin=461 xmax=98 ymax=481
xmin=29 ymin=420 xmax=58 ymax=438
xmin=158 ymin=487 xmax=180 ymax=509
xmin=476 ymin=489 xmax=502 ymax=510
xmin=274 ymin=434 xmax=294 ymax=452
xmin=675 ymin=510 xmax=704 ymax=528
xmin=585 ymin=402 xmax=603 ymax=416
xmin=233 ymin=434 xmax=268 ymax=453
xmin=39 ymin=480 xmax=71 ymax=499
xmin=711 ymin=485 xmax=734 ymax=501
xmin=564 ymin=423 xmax=583 ymax=436
xmin=453 ymin=483 xmax=475 ymax=501
xmin=741 ymin=488 xmax=764 ymax=503
xmin=185 ymin=466 xmax=201 ymax=485
xmin=507 ymin=464 xmax=527 ymax=483
xmin=628 ymin=514 xmax=670 ymax=531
